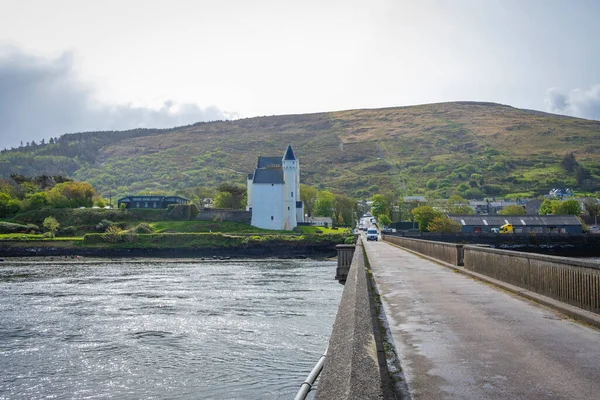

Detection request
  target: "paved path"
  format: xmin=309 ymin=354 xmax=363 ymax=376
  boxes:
xmin=364 ymin=238 xmax=600 ymax=400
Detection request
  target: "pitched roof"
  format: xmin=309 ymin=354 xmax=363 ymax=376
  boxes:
xmin=257 ymin=156 xmax=282 ymax=169
xmin=448 ymin=214 xmax=582 ymax=226
xmin=253 ymin=168 xmax=284 ymax=184
xmin=283 ymin=144 xmax=296 ymax=161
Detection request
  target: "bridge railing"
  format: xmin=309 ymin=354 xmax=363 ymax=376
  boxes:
xmin=382 ymin=235 xmax=464 ymax=265
xmin=381 ymin=235 xmax=600 ymax=315
xmin=463 ymin=245 xmax=600 ymax=314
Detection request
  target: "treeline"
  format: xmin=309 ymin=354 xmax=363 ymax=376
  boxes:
xmin=0 ymin=174 xmax=100 ymax=217
xmin=0 ymin=127 xmax=176 ymax=179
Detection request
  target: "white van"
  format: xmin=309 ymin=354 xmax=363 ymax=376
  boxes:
xmin=366 ymin=228 xmax=379 ymax=241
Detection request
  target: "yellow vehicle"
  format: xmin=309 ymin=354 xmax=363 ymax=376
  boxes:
xmin=499 ymin=223 xmax=514 ymax=234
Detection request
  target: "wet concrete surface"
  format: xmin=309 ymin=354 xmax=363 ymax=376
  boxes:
xmin=364 ymin=239 xmax=600 ymax=400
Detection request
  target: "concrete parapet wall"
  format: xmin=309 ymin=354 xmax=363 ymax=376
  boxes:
xmin=316 ymin=239 xmax=384 ymax=399
xmin=383 ymin=235 xmax=463 ymax=265
xmin=464 ymin=246 xmax=600 ymax=314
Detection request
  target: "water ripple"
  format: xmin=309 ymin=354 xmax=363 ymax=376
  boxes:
xmin=0 ymin=260 xmax=341 ymax=399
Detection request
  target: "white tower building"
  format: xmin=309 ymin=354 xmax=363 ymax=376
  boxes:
xmin=248 ymin=145 xmax=303 ymax=230
xmin=282 ymin=145 xmax=298 ymax=230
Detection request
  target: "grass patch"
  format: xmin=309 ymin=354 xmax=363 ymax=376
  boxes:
xmin=150 ymin=220 xmax=274 ymax=233
xmin=294 ymin=225 xmax=350 ymax=235
xmin=0 ymin=234 xmax=83 ymax=241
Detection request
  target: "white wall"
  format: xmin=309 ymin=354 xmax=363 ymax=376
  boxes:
xmin=283 ymin=160 xmax=297 ymax=230
xmin=251 ymin=183 xmax=284 ymax=230
xmin=246 ymin=177 xmax=253 ymax=211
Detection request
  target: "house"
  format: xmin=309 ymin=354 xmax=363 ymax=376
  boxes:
xmin=246 ymin=145 xmax=304 ymax=230
xmin=447 ymin=215 xmax=583 ymax=234
xmin=308 ymin=216 xmax=333 ymax=228
xmin=117 ymin=195 xmax=189 ymax=209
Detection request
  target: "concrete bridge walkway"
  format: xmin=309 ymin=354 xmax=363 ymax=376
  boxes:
xmin=364 ymin=239 xmax=600 ymax=400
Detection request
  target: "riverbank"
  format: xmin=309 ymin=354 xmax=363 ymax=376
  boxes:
xmin=0 ymin=233 xmax=348 ymax=260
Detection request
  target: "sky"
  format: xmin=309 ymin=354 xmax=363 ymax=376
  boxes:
xmin=1 ymin=0 xmax=599 ymax=149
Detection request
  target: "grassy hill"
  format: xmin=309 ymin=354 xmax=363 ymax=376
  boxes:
xmin=1 ymin=101 xmax=599 ymax=199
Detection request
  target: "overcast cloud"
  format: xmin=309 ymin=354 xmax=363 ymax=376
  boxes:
xmin=545 ymin=85 xmax=600 ymax=121
xmin=0 ymin=48 xmax=233 ymax=149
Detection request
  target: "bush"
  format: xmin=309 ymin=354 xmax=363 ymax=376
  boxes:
xmin=96 ymin=219 xmax=114 ymax=232
xmin=134 ymin=222 xmax=154 ymax=234
xmin=0 ymin=221 xmax=30 ymax=234
xmin=102 ymin=225 xmax=124 ymax=243
xmin=58 ymin=226 xmax=78 ymax=236
xmin=26 ymin=223 xmax=40 ymax=232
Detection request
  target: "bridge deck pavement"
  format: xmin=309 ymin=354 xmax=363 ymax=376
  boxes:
xmin=364 ymin=238 xmax=600 ymax=400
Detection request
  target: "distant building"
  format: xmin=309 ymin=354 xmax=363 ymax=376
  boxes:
xmin=448 ymin=215 xmax=582 ymax=234
xmin=525 ymin=199 xmax=544 ymax=215
xmin=246 ymin=145 xmax=304 ymax=230
xmin=548 ymin=188 xmax=574 ymax=199
xmin=308 ymin=216 xmax=333 ymax=228
xmin=468 ymin=200 xmax=490 ymax=214
xmin=117 ymin=195 xmax=189 ymax=209
xmin=403 ymin=196 xmax=426 ymax=203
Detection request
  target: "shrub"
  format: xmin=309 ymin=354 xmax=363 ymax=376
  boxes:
xmin=26 ymin=223 xmax=40 ymax=232
xmin=134 ymin=222 xmax=154 ymax=234
xmin=0 ymin=221 xmax=30 ymax=234
xmin=96 ymin=219 xmax=114 ymax=232
xmin=43 ymin=216 xmax=60 ymax=239
xmin=123 ymin=231 xmax=138 ymax=242
xmin=102 ymin=225 xmax=124 ymax=243
xmin=58 ymin=226 xmax=78 ymax=236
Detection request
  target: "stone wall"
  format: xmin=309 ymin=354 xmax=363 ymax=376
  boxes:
xmin=196 ymin=209 xmax=251 ymax=223
xmin=316 ymin=238 xmax=385 ymax=399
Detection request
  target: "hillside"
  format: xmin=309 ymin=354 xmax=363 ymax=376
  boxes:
xmin=1 ymin=101 xmax=599 ymax=199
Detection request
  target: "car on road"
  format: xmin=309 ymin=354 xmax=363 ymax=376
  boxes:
xmin=366 ymin=228 xmax=379 ymax=241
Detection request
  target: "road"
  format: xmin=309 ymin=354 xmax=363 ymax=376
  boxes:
xmin=363 ymin=238 xmax=600 ymax=400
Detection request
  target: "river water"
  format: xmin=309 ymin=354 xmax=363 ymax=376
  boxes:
xmin=0 ymin=259 xmax=343 ymax=399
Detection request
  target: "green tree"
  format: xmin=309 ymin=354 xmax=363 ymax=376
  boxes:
xmin=561 ymin=152 xmax=578 ymax=172
xmin=498 ymin=205 xmax=526 ymax=215
xmin=213 ymin=192 xmax=235 ymax=209
xmin=446 ymin=195 xmax=474 ymax=214
xmin=411 ymin=206 xmax=443 ymax=232
xmin=371 ymin=194 xmax=390 ymax=219
xmin=51 ymin=181 xmax=95 ymax=207
xmin=539 ymin=199 xmax=557 ymax=215
xmin=427 ymin=216 xmax=462 ymax=233
xmin=213 ymin=183 xmax=246 ymax=209
xmin=300 ymin=184 xmax=318 ymax=217
xmin=25 ymin=191 xmax=49 ymax=211
xmin=334 ymin=193 xmax=356 ymax=226
xmin=0 ymin=193 xmax=21 ymax=217
xmin=554 ymin=199 xmax=582 ymax=215
xmin=314 ymin=190 xmax=335 ymax=218
xmin=43 ymin=216 xmax=60 ymax=239
xmin=583 ymin=198 xmax=600 ymax=224
xmin=377 ymin=214 xmax=391 ymax=227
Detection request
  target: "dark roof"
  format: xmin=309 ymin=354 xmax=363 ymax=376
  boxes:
xmin=283 ymin=144 xmax=296 ymax=161
xmin=448 ymin=215 xmax=582 ymax=226
xmin=257 ymin=156 xmax=282 ymax=169
xmin=253 ymin=169 xmax=284 ymax=184
xmin=117 ymin=195 xmax=189 ymax=202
